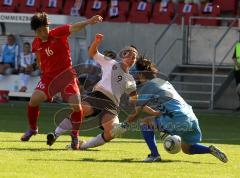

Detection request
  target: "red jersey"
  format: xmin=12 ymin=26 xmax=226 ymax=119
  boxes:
xmin=32 ymin=24 xmax=72 ymax=80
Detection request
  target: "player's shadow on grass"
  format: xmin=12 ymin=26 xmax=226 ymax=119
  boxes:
xmin=28 ymin=158 xmax=216 ymax=164
xmin=0 ymin=147 xmax=100 ymax=152
xmin=79 ymin=158 xmax=216 ymax=164
xmin=0 ymin=140 xmax=69 ymax=143
xmin=0 ymin=147 xmax=68 ymax=151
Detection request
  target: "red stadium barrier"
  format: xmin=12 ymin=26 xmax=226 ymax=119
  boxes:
xmin=84 ymin=0 xmax=107 ymax=19
xmin=150 ymin=1 xmax=175 ymax=24
xmin=195 ymin=3 xmax=221 ymax=26
xmin=17 ymin=0 xmax=41 ymax=13
xmin=128 ymin=1 xmax=152 ymax=23
xmin=0 ymin=90 xmax=9 ymax=103
xmin=41 ymin=0 xmax=63 ymax=14
xmin=105 ymin=0 xmax=130 ymax=22
xmin=0 ymin=0 xmax=18 ymax=12
xmin=62 ymin=0 xmax=86 ymax=16
xmin=213 ymin=0 xmax=237 ymax=15
xmin=175 ymin=3 xmax=199 ymax=25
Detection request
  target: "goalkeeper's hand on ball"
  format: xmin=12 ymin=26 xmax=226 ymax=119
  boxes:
xmin=110 ymin=121 xmax=130 ymax=138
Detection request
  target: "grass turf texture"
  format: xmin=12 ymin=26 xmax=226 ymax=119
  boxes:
xmin=0 ymin=102 xmax=239 ymax=178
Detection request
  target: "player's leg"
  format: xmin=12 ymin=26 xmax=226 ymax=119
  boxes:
xmin=79 ymin=112 xmax=118 ymax=150
xmin=21 ymin=89 xmax=47 ymax=141
xmin=66 ymin=94 xmax=84 ymax=149
xmin=47 ymin=100 xmax=94 ymax=146
xmin=140 ymin=116 xmax=161 ymax=162
xmin=57 ymin=101 xmax=94 ymax=136
xmin=181 ymin=143 xmax=228 ymax=163
xmin=180 ymin=120 xmax=228 ymax=163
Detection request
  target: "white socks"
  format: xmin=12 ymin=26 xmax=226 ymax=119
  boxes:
xmin=55 ymin=118 xmax=72 ymax=137
xmin=80 ymin=134 xmax=106 ymax=150
xmin=55 ymin=118 xmax=107 ymax=150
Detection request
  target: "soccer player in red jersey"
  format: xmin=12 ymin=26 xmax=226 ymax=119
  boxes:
xmin=20 ymin=12 xmax=102 ymax=149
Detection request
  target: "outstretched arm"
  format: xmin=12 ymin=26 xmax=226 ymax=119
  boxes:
xmin=127 ymin=105 xmax=160 ymax=123
xmin=110 ymin=105 xmax=160 ymax=138
xmin=143 ymin=105 xmax=161 ymax=116
xmin=88 ymin=33 xmax=104 ymax=59
xmin=69 ymin=15 xmax=103 ymax=33
xmin=126 ymin=106 xmax=142 ymax=123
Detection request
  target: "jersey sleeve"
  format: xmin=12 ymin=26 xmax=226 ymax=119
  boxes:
xmin=93 ymin=52 xmax=113 ymax=67
xmin=50 ymin=24 xmax=71 ymax=38
xmin=136 ymin=94 xmax=151 ymax=107
xmin=125 ymin=77 xmax=137 ymax=95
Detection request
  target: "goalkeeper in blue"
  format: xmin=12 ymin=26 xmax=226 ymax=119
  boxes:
xmin=111 ymin=56 xmax=228 ymax=163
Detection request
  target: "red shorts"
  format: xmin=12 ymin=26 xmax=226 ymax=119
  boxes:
xmin=36 ymin=69 xmax=80 ymax=102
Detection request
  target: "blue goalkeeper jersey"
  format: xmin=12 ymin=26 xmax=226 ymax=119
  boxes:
xmin=136 ymin=78 xmax=195 ymax=120
xmin=137 ymin=78 xmax=201 ymax=144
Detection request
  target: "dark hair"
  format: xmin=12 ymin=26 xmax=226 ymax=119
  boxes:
xmin=7 ymin=34 xmax=15 ymax=40
xmin=129 ymin=45 xmax=138 ymax=51
xmin=135 ymin=55 xmax=158 ymax=80
xmin=23 ymin=42 xmax=30 ymax=46
xmin=23 ymin=42 xmax=31 ymax=50
xmin=31 ymin=12 xmax=49 ymax=31
xmin=104 ymin=50 xmax=117 ymax=59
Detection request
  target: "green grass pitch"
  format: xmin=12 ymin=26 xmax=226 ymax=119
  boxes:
xmin=0 ymin=102 xmax=239 ymax=178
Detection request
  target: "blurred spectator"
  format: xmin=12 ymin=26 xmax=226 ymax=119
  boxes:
xmin=232 ymin=41 xmax=240 ymax=110
xmin=19 ymin=42 xmax=39 ymax=92
xmin=0 ymin=34 xmax=19 ymax=76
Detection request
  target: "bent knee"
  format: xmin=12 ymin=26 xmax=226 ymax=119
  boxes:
xmin=103 ymin=131 xmax=114 ymax=141
xmin=29 ymin=91 xmax=47 ymax=106
xmin=71 ymin=104 xmax=82 ymax=112
xmin=181 ymin=144 xmax=191 ymax=154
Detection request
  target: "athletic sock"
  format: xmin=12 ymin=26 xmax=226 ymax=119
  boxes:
xmin=28 ymin=105 xmax=40 ymax=130
xmin=80 ymin=134 xmax=106 ymax=149
xmin=55 ymin=118 xmax=72 ymax=137
xmin=70 ymin=110 xmax=83 ymax=137
xmin=189 ymin=144 xmax=211 ymax=154
xmin=141 ymin=124 xmax=160 ymax=157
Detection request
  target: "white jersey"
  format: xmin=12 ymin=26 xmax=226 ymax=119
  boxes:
xmin=93 ymin=52 xmax=136 ymax=105
xmin=19 ymin=52 xmax=35 ymax=68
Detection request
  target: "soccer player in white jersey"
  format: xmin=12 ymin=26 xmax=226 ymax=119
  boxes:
xmin=111 ymin=57 xmax=228 ymax=163
xmin=47 ymin=33 xmax=138 ymax=149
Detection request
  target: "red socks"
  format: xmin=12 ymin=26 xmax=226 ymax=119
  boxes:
xmin=70 ymin=107 xmax=83 ymax=137
xmin=27 ymin=105 xmax=40 ymax=130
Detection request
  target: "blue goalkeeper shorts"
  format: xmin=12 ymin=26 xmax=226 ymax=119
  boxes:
xmin=155 ymin=111 xmax=202 ymax=145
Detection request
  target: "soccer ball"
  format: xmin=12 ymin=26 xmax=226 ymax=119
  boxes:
xmin=163 ymin=135 xmax=181 ymax=154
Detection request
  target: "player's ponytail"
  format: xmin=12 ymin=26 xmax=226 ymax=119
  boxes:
xmin=135 ymin=55 xmax=158 ymax=80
